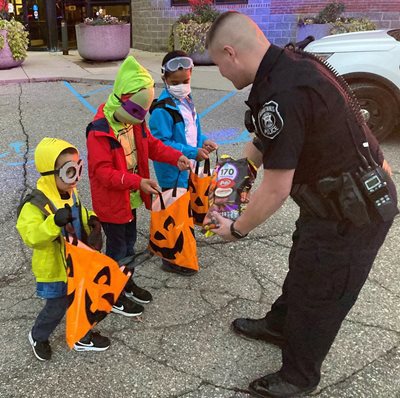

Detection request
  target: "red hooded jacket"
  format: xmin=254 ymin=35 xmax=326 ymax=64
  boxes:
xmin=86 ymin=105 xmax=182 ymax=224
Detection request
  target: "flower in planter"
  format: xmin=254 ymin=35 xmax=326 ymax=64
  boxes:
xmin=83 ymin=14 xmax=127 ymax=26
xmin=298 ymin=1 xmax=345 ymax=26
xmin=171 ymin=0 xmax=220 ymax=54
xmin=330 ymin=17 xmax=376 ymax=35
xmin=297 ymin=1 xmax=376 ymax=36
xmin=0 ymin=18 xmax=29 ymax=61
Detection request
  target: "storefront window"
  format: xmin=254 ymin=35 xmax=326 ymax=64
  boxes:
xmin=18 ymin=0 xmax=130 ymax=51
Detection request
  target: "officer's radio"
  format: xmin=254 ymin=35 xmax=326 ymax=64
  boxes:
xmin=357 ymin=166 xmax=398 ymax=222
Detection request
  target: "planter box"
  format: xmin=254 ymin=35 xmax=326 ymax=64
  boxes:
xmin=0 ymin=29 xmax=24 ymax=69
xmin=173 ymin=24 xmax=214 ymax=66
xmin=75 ymin=23 xmax=130 ymax=62
xmin=189 ymin=49 xmax=213 ymax=66
xmin=296 ymin=23 xmax=333 ymax=42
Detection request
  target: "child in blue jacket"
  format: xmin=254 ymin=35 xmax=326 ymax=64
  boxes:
xmin=149 ymin=50 xmax=217 ymax=275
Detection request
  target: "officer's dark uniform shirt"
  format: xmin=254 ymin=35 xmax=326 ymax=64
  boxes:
xmin=246 ymin=44 xmax=384 ymax=186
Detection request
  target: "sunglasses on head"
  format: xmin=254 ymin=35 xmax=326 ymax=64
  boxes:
xmin=161 ymin=57 xmax=194 ymax=74
xmin=41 ymin=159 xmax=83 ymax=184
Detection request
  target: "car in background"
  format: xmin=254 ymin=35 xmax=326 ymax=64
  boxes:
xmin=304 ymin=29 xmax=400 ymax=141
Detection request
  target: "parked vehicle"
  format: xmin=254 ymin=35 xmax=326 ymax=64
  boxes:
xmin=304 ymin=29 xmax=400 ymax=141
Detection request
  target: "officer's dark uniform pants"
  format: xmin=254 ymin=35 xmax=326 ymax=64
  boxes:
xmin=264 ymin=216 xmax=392 ymax=388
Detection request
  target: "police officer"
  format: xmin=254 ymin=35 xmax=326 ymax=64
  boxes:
xmin=206 ymin=11 xmax=398 ymax=398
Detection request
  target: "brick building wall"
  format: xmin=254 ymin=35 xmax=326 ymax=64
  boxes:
xmin=131 ymin=0 xmax=271 ymax=51
xmin=268 ymin=0 xmax=400 ymax=46
xmin=131 ymin=0 xmax=400 ymax=51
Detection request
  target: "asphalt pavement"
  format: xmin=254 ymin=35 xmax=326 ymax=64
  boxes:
xmin=0 ymin=51 xmax=399 ymax=398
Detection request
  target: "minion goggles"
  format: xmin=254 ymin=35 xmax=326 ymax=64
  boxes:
xmin=41 ymin=159 xmax=83 ymax=184
xmin=161 ymin=57 xmax=194 ymax=74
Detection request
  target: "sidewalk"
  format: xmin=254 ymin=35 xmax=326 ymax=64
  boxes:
xmin=0 ymin=48 xmax=235 ymax=91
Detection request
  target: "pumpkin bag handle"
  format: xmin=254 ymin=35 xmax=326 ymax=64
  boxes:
xmin=194 ymin=158 xmax=211 ymax=176
xmin=194 ymin=149 xmax=218 ymax=177
xmin=156 ymin=190 xmax=166 ymax=210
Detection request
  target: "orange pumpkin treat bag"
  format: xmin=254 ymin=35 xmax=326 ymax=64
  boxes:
xmin=148 ymin=188 xmax=199 ymax=271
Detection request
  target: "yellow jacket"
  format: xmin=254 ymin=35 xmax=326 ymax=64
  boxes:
xmin=16 ymin=137 xmax=94 ymax=283
xmin=16 ymin=198 xmax=93 ymax=282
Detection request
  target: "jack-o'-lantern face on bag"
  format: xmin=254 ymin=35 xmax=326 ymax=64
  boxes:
xmin=188 ymin=175 xmax=210 ymax=226
xmin=188 ymin=160 xmax=212 ymax=226
xmin=148 ymin=190 xmax=198 ymax=271
xmin=65 ymin=241 xmax=130 ymax=348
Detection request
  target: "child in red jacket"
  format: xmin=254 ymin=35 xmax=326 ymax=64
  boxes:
xmin=86 ymin=56 xmax=190 ymax=317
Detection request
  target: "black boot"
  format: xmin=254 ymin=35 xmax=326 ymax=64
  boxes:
xmin=248 ymin=372 xmax=317 ymax=398
xmin=231 ymin=317 xmax=286 ymax=348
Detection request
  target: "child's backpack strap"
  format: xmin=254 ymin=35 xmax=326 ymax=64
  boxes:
xmin=86 ymin=117 xmax=110 ymax=138
xmin=86 ymin=117 xmax=121 ymax=150
xmin=17 ymin=189 xmax=57 ymax=218
xmin=149 ymin=98 xmax=184 ymax=125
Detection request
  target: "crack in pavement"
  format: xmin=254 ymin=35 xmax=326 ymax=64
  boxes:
xmin=367 ymin=276 xmax=400 ymax=299
xmin=344 ymin=317 xmax=400 ymax=336
xmin=114 ymin=334 xmax=251 ymax=398
xmin=314 ymin=345 xmax=400 ymax=396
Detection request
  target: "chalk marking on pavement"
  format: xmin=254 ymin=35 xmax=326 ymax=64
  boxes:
xmin=62 ymin=83 xmax=247 ymax=146
xmin=0 ymin=141 xmax=35 ymax=166
xmin=206 ymin=128 xmax=251 ymax=145
xmin=81 ymin=85 xmax=113 ymax=98
xmin=63 ymin=81 xmax=97 ymax=114
xmin=198 ymin=90 xmax=238 ymax=119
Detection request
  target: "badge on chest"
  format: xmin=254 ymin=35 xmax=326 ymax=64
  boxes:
xmin=257 ymin=100 xmax=284 ymax=139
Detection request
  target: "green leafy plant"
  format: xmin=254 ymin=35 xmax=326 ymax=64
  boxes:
xmin=297 ymin=1 xmax=376 ymax=36
xmin=316 ymin=1 xmax=345 ymax=23
xmin=298 ymin=1 xmax=345 ymax=25
xmin=175 ymin=20 xmax=212 ymax=54
xmin=0 ymin=18 xmax=29 ymax=61
xmin=171 ymin=0 xmax=219 ymax=54
xmin=330 ymin=18 xmax=376 ymax=34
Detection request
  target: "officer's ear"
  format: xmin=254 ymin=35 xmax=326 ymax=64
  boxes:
xmin=223 ymin=45 xmax=236 ymax=60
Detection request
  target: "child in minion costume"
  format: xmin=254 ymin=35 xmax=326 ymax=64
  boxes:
xmin=86 ymin=56 xmax=190 ymax=317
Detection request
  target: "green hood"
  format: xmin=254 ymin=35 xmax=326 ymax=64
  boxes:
xmin=104 ymin=55 xmax=155 ymax=135
xmin=35 ymin=137 xmax=78 ymax=210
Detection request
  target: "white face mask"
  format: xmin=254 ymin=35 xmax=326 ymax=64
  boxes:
xmin=167 ymin=83 xmax=191 ymax=99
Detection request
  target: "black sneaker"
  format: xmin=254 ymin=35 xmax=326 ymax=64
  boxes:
xmin=28 ymin=331 xmax=52 ymax=361
xmin=161 ymin=262 xmax=198 ymax=276
xmin=124 ymin=280 xmax=153 ymax=304
xmin=73 ymin=332 xmax=110 ymax=352
xmin=111 ymin=295 xmax=144 ymax=317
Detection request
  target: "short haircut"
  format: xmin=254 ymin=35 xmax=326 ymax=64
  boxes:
xmin=205 ymin=11 xmax=240 ymax=50
xmin=162 ymin=50 xmax=190 ymax=77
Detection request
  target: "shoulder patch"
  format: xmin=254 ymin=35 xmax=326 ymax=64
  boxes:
xmin=257 ymin=101 xmax=284 ymax=139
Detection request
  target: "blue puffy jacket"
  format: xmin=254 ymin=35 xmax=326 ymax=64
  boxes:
xmin=149 ymin=89 xmax=206 ymax=188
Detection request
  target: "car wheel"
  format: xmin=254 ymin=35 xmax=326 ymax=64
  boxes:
xmin=349 ymin=82 xmax=397 ymax=141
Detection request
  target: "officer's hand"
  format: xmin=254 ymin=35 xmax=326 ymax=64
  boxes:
xmin=87 ymin=216 xmax=103 ymax=251
xmin=140 ymin=178 xmax=160 ymax=195
xmin=177 ymin=155 xmax=191 ymax=170
xmin=54 ymin=204 xmax=74 ymax=227
xmin=210 ymin=212 xmax=236 ymax=241
xmin=196 ymin=148 xmax=209 ymax=161
xmin=202 ymin=140 xmax=218 ymax=153
xmin=382 ymin=159 xmax=393 ymax=177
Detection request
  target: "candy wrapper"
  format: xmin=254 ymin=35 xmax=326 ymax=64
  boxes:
xmin=203 ymin=155 xmax=257 ymax=236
